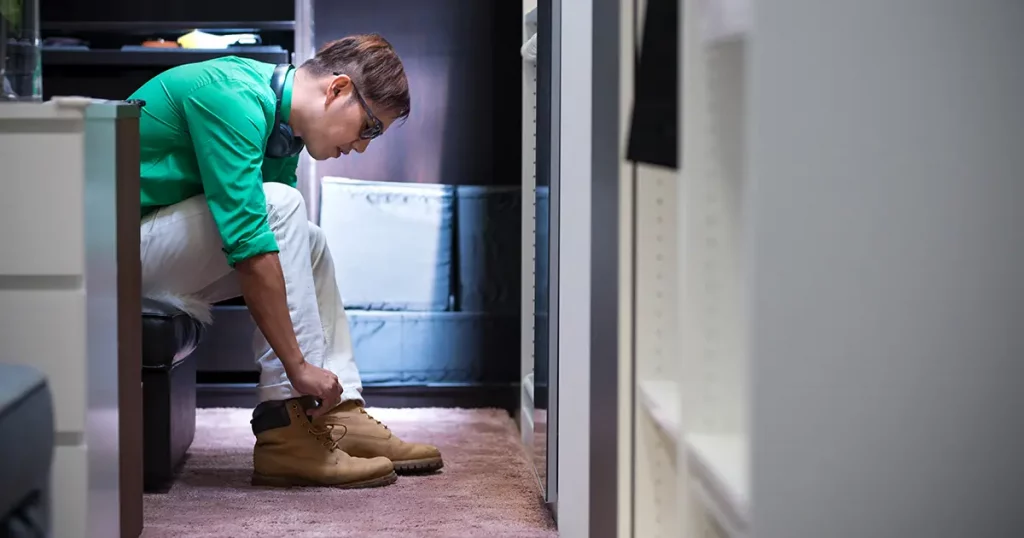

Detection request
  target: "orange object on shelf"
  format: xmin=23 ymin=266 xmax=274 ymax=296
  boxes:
xmin=141 ymin=39 xmax=180 ymax=48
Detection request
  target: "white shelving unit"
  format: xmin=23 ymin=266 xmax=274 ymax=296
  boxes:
xmin=519 ymin=1 xmax=539 ymax=450
xmin=630 ymin=2 xmax=1024 ymax=538
xmin=633 ymin=0 xmax=750 ymax=536
xmin=677 ymin=0 xmax=750 ymax=532
xmin=632 ymin=157 xmax=681 ymax=537
xmin=628 ymin=0 xmax=683 ymax=534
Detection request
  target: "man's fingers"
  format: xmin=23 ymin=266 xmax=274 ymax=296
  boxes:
xmin=301 ymin=370 xmax=342 ymax=418
xmin=308 ymin=403 xmax=330 ymax=418
xmin=309 ymin=391 xmax=341 ymax=418
xmin=308 ymin=396 xmax=334 ymax=417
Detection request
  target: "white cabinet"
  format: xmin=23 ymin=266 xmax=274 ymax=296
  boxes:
xmin=0 ymin=98 xmax=141 ymax=538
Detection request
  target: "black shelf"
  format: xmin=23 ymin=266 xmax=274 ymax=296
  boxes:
xmin=43 ymin=47 xmax=290 ymax=67
xmin=41 ymin=20 xmax=296 ymax=34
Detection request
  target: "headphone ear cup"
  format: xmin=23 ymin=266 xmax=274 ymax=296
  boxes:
xmin=265 ymin=123 xmax=287 ymax=158
xmin=265 ymin=122 xmax=305 ymax=158
xmin=277 ymin=122 xmax=294 ymax=140
xmin=275 ymin=123 xmax=294 ymax=157
xmin=266 ymin=65 xmax=306 ymax=159
xmin=265 ymin=130 xmax=281 ymax=158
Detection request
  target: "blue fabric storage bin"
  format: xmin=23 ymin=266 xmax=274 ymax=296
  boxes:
xmin=455 ymin=185 xmax=521 ymax=313
xmin=349 ymin=311 xmax=518 ymax=385
xmin=193 ymin=307 xmax=520 ymax=385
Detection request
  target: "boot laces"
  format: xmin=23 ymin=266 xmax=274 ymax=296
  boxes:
xmin=308 ymin=424 xmax=341 ymax=450
xmin=359 ymin=408 xmax=389 ymax=430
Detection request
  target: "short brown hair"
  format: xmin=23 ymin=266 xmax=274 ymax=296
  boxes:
xmin=301 ymin=34 xmax=411 ymax=121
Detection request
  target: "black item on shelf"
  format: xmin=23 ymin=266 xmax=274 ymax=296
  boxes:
xmin=42 ymin=37 xmax=89 ymax=47
xmin=626 ymin=0 xmax=678 ymax=169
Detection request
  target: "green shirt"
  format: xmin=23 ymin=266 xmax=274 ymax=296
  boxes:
xmin=129 ymin=56 xmax=299 ymax=266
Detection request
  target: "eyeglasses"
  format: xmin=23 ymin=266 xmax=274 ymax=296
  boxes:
xmin=335 ymin=72 xmax=383 ymax=140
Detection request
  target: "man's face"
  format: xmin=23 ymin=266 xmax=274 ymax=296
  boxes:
xmin=303 ymin=74 xmax=397 ymax=161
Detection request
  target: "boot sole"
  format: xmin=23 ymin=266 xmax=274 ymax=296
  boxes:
xmin=251 ymin=470 xmax=398 ymax=489
xmin=393 ymin=457 xmax=444 ymax=474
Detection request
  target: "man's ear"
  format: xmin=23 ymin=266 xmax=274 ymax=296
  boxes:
xmin=327 ymin=74 xmax=353 ymax=100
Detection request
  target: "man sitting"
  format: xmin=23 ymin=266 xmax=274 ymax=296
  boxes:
xmin=130 ymin=34 xmax=442 ymax=489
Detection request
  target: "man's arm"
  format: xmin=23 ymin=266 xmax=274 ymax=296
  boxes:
xmin=182 ymin=83 xmax=305 ymax=371
xmin=182 ymin=83 xmax=339 ymax=410
xmin=234 ymin=253 xmax=303 ymax=373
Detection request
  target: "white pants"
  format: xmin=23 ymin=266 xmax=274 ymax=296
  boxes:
xmin=140 ymin=182 xmax=364 ymax=404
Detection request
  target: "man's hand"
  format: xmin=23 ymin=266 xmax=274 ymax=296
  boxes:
xmin=287 ymin=361 xmax=342 ymax=418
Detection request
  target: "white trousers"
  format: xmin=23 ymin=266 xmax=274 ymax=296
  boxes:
xmin=140 ymin=182 xmax=364 ymax=404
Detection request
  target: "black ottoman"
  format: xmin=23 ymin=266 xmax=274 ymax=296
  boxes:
xmin=0 ymin=364 xmax=54 ymax=536
xmin=142 ymin=298 xmax=205 ymax=492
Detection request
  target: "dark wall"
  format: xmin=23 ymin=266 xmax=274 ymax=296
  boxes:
xmin=312 ymin=0 xmax=521 ymax=186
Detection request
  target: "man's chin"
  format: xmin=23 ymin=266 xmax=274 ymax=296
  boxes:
xmin=309 ymin=151 xmax=333 ymax=161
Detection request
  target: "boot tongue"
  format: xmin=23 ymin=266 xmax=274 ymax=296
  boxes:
xmin=336 ymin=400 xmax=362 ymax=412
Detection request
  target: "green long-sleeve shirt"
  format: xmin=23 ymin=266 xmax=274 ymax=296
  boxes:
xmin=130 ymin=56 xmax=299 ymax=266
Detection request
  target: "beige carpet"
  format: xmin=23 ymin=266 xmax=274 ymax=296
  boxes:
xmin=143 ymin=407 xmax=558 ymax=538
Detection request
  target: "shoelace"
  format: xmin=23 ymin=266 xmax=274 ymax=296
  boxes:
xmin=307 ymin=424 xmax=341 ymax=450
xmin=359 ymin=408 xmax=389 ymax=430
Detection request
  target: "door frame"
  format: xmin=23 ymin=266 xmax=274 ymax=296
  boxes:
xmin=553 ymin=0 xmax=624 ymax=535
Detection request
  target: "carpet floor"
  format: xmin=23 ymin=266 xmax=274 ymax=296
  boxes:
xmin=142 ymin=407 xmax=557 ymax=538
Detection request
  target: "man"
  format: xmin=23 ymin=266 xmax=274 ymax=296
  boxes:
xmin=129 ymin=34 xmax=441 ymax=489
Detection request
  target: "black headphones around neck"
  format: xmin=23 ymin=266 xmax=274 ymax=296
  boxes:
xmin=265 ymin=64 xmax=306 ymax=159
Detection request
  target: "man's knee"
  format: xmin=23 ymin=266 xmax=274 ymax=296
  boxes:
xmin=264 ymin=183 xmax=308 ymax=226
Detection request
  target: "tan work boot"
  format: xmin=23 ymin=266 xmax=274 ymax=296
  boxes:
xmin=250 ymin=396 xmax=397 ymax=488
xmin=314 ymin=400 xmax=444 ymax=473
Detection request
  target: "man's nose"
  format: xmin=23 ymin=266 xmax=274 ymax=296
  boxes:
xmin=353 ymin=139 xmax=370 ymax=154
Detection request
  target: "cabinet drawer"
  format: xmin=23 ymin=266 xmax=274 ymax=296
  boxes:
xmin=0 ymin=288 xmax=87 ymax=433
xmin=51 ymin=444 xmax=88 ymax=538
xmin=0 ymin=125 xmax=84 ymax=275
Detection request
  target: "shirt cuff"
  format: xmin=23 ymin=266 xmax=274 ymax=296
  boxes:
xmin=224 ymin=229 xmax=280 ymax=267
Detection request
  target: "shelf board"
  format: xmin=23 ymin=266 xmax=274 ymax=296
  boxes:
xmin=638 ymin=379 xmax=681 ymax=441
xmin=42 ymin=48 xmax=289 ymax=67
xmin=685 ymin=434 xmax=750 ymax=537
xmin=41 ymin=21 xmax=295 ymax=33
